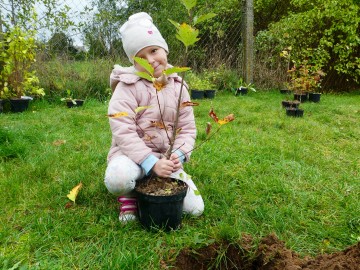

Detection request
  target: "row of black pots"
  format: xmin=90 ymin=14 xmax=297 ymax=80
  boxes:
xmin=191 ymin=89 xmax=216 ymax=99
xmin=281 ymin=100 xmax=304 ymax=117
xmin=280 ymin=89 xmax=321 ymax=103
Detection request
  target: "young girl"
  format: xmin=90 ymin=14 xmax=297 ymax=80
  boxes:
xmin=104 ymin=12 xmax=204 ymax=223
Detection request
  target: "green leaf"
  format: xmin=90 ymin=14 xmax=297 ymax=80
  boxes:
xmin=176 ymin=23 xmax=200 ymax=48
xmin=194 ymin=189 xmax=201 ymax=196
xmin=194 ymin=13 xmax=217 ymax=25
xmin=168 ymin=19 xmax=180 ymax=29
xmin=133 ymin=57 xmax=154 ymax=76
xmin=135 ymin=71 xmax=153 ymax=82
xmin=164 ymin=66 xmax=191 ymax=75
xmin=180 ymin=0 xmax=197 ymax=13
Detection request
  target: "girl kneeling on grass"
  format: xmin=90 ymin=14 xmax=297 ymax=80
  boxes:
xmin=104 ymin=12 xmax=204 ymax=223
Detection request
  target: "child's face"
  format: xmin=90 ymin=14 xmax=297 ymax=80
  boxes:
xmin=135 ymin=46 xmax=168 ymax=78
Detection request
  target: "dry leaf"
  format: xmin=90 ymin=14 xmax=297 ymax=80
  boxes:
xmin=205 ymin=122 xmax=212 ymax=135
xmin=218 ymin=114 xmax=235 ymax=125
xmin=181 ymin=101 xmax=200 ymax=108
xmin=153 ymin=74 xmax=168 ymax=91
xmin=209 ymin=108 xmax=219 ymax=123
xmin=150 ymin=120 xmax=166 ymax=129
xmin=143 ymin=133 xmax=157 ymax=141
xmin=67 ymin=182 xmax=83 ymax=203
xmin=53 ymin=139 xmax=66 ymax=146
xmin=107 ymin=112 xmax=129 ymax=118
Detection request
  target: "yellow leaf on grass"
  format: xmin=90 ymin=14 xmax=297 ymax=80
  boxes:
xmin=67 ymin=182 xmax=83 ymax=202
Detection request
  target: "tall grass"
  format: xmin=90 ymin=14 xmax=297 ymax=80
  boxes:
xmin=1 ymin=91 xmax=359 ymax=269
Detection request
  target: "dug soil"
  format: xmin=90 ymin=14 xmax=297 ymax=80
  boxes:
xmin=171 ymin=233 xmax=360 ymax=269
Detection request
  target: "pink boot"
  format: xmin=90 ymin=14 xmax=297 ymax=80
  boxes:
xmin=117 ymin=196 xmax=138 ymax=223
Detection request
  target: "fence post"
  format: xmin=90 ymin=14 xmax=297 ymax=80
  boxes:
xmin=242 ymin=0 xmax=254 ymax=84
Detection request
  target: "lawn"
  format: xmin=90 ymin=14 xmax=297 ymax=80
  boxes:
xmin=1 ymin=90 xmax=359 ymax=269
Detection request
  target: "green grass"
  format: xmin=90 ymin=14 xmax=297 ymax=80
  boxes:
xmin=1 ymin=91 xmax=359 ymax=269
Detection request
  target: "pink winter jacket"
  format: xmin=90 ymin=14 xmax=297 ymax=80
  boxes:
xmin=107 ymin=65 xmax=197 ymax=167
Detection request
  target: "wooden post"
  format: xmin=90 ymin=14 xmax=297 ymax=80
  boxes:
xmin=243 ymin=0 xmax=254 ymax=84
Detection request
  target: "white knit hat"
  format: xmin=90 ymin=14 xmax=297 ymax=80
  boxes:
xmin=120 ymin=12 xmax=169 ymax=64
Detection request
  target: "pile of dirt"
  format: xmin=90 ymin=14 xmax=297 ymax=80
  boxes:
xmin=171 ymin=233 xmax=360 ymax=270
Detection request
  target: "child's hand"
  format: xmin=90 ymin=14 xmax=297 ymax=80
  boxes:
xmin=153 ymin=159 xmax=174 ymax=178
xmin=170 ymin=153 xmax=182 ymax=172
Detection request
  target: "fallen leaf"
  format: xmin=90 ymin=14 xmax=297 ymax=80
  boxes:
xmin=53 ymin=139 xmax=66 ymax=146
xmin=65 ymin=202 xmax=73 ymax=209
xmin=67 ymin=182 xmax=83 ymax=203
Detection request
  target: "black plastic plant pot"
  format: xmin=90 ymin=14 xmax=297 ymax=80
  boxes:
xmin=294 ymin=92 xmax=308 ymax=102
xmin=191 ymin=90 xmax=204 ymax=100
xmin=9 ymin=98 xmax=30 ymax=113
xmin=204 ymin=90 xmax=216 ymax=99
xmin=66 ymin=99 xmax=84 ymax=108
xmin=286 ymin=107 xmax=304 ymax=117
xmin=134 ymin=181 xmax=188 ymax=231
xmin=280 ymin=89 xmax=292 ymax=95
xmin=281 ymin=100 xmax=300 ymax=108
xmin=308 ymin=93 xmax=321 ymax=103
xmin=235 ymin=87 xmax=248 ymax=96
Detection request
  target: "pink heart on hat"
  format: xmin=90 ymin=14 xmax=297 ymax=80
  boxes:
xmin=148 ymin=30 xmax=153 ymax=34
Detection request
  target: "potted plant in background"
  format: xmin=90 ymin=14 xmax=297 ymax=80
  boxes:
xmin=0 ymin=25 xmax=45 ymax=113
xmin=279 ymin=46 xmax=293 ymax=95
xmin=289 ymin=60 xmax=324 ymax=103
xmin=187 ymin=72 xmax=216 ymax=99
xmin=187 ymin=72 xmax=205 ymax=99
xmin=61 ymin=89 xmax=84 ymax=108
xmin=235 ymin=78 xmax=256 ymax=96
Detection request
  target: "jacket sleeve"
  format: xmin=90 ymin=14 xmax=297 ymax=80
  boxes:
xmin=108 ymin=82 xmax=153 ymax=164
xmin=172 ymin=83 xmax=197 ymax=161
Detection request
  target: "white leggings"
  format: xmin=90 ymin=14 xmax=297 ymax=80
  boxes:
xmin=104 ymin=155 xmax=204 ymax=216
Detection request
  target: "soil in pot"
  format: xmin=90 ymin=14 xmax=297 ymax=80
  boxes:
xmin=308 ymin=92 xmax=321 ymax=102
xmin=134 ymin=177 xmax=188 ymax=231
xmin=286 ymin=107 xmax=304 ymax=117
xmin=190 ymin=90 xmax=204 ymax=100
xmin=66 ymin=99 xmax=84 ymax=108
xmin=281 ymin=100 xmax=300 ymax=108
xmin=294 ymin=92 xmax=308 ymax=102
xmin=204 ymin=90 xmax=216 ymax=99
xmin=9 ymin=98 xmax=31 ymax=113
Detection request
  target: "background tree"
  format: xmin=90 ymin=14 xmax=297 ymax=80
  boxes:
xmin=255 ymin=0 xmax=360 ymax=90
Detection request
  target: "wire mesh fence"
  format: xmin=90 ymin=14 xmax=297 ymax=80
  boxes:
xmin=1 ymin=0 xmax=247 ymax=71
